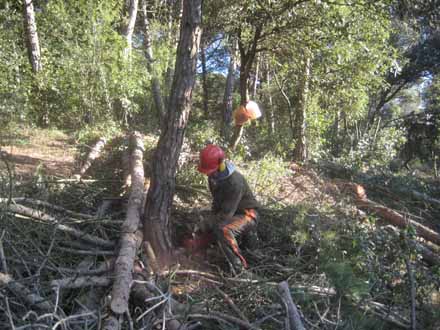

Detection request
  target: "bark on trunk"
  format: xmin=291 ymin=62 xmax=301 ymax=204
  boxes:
xmin=201 ymin=38 xmax=209 ymax=118
xmin=292 ymin=55 xmax=311 ymax=162
xmin=23 ymin=0 xmax=42 ymax=73
xmin=165 ymin=0 xmax=184 ymax=98
xmin=140 ymin=0 xmax=165 ymax=124
xmin=111 ymin=132 xmax=145 ymax=315
xmin=121 ymin=0 xmax=139 ymax=58
xmin=222 ymin=41 xmax=238 ymax=140
xmin=143 ymin=0 xmax=202 ymax=265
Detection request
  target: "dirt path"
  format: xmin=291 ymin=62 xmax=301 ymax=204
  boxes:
xmin=1 ymin=129 xmax=77 ymax=179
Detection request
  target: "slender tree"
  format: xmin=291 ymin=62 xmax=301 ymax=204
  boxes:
xmin=121 ymin=0 xmax=139 ymax=58
xmin=292 ymin=54 xmax=311 ymax=162
xmin=200 ymin=37 xmax=209 ymax=118
xmin=140 ymin=0 xmax=166 ymax=124
xmin=23 ymin=0 xmax=42 ymax=73
xmin=143 ymin=0 xmax=202 ymax=264
xmin=222 ymin=40 xmax=237 ymax=140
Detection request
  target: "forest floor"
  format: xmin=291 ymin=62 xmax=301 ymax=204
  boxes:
xmin=1 ymin=128 xmax=77 ymax=179
xmin=1 ymin=128 xmax=440 ymax=330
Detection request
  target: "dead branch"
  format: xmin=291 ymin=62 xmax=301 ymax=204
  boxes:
xmin=0 ymin=231 xmax=8 ymax=273
xmin=110 ymin=132 xmax=145 ymax=315
xmin=57 ymin=247 xmax=115 ymax=256
xmin=361 ymin=301 xmax=410 ymax=329
xmin=213 ymin=285 xmax=249 ymax=323
xmin=51 ymin=276 xmax=111 ymax=289
xmin=76 ymin=137 xmax=107 ymax=178
xmin=0 ymin=273 xmax=53 ymax=312
xmin=3 ymin=202 xmax=114 ymax=249
xmin=0 ymin=198 xmax=94 ymax=220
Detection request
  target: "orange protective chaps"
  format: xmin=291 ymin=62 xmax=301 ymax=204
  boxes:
xmin=214 ymin=209 xmax=258 ymax=269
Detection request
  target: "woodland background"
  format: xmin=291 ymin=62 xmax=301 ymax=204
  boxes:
xmin=0 ymin=0 xmax=439 ymax=329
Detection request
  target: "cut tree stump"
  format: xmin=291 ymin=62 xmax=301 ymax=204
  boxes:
xmin=110 ymin=132 xmax=145 ymax=315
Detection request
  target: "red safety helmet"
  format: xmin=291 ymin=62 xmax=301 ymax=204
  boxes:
xmin=198 ymin=144 xmax=225 ymax=175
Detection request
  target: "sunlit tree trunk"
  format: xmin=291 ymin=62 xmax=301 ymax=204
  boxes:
xmin=140 ymin=0 xmax=165 ymax=124
xmin=121 ymin=0 xmax=139 ymax=58
xmin=143 ymin=0 xmax=202 ymax=265
xmin=251 ymin=54 xmax=260 ymax=100
xmin=23 ymin=0 xmax=42 ymax=73
xmin=292 ymin=55 xmax=311 ymax=162
xmin=200 ymin=38 xmax=209 ymax=118
xmin=222 ymin=40 xmax=237 ymax=140
xmin=264 ymin=60 xmax=275 ymax=135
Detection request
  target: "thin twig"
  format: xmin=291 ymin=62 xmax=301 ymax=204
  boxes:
xmin=0 ymin=230 xmax=8 ymax=273
xmin=2 ymin=294 xmax=16 ymax=330
xmin=213 ymin=286 xmax=249 ymax=322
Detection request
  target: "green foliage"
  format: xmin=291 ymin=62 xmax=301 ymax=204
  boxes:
xmin=238 ymin=153 xmax=288 ymax=204
xmin=0 ymin=6 xmax=32 ymax=127
xmin=74 ymin=120 xmax=124 ymax=145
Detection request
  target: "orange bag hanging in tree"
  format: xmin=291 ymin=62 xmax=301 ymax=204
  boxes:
xmin=233 ymin=100 xmax=262 ymax=126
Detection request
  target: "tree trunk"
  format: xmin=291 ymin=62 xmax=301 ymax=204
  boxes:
xmin=251 ymin=54 xmax=260 ymax=100
xmin=140 ymin=0 xmax=165 ymax=124
xmin=222 ymin=40 xmax=238 ymax=140
xmin=143 ymin=0 xmax=202 ymax=265
xmin=165 ymin=0 xmax=184 ymax=99
xmin=121 ymin=0 xmax=139 ymax=58
xmin=110 ymin=132 xmax=145 ymax=315
xmin=230 ymin=25 xmax=262 ymax=149
xmin=23 ymin=0 xmax=42 ymax=73
xmin=200 ymin=38 xmax=209 ymax=118
xmin=265 ymin=63 xmax=275 ymax=135
xmin=292 ymin=55 xmax=311 ymax=162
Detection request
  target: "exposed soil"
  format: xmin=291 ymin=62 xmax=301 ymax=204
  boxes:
xmin=1 ymin=129 xmax=77 ymax=179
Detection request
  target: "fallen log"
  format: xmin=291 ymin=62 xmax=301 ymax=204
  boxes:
xmin=76 ymin=137 xmax=107 ymax=178
xmin=277 ymin=281 xmax=305 ymax=330
xmin=0 ymin=272 xmax=53 ymax=312
xmin=110 ymin=132 xmax=145 ymax=315
xmin=3 ymin=203 xmax=114 ymax=249
xmin=347 ymin=183 xmax=440 ymax=246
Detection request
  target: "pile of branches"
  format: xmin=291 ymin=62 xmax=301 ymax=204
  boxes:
xmin=1 ymin=137 xmax=439 ymax=329
xmin=0 ymin=133 xmax=309 ymax=330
